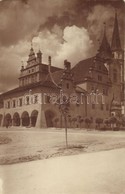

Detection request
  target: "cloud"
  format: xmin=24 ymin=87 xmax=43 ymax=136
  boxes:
xmin=0 ymin=25 xmax=93 ymax=91
xmin=0 ymin=0 xmax=124 ymax=92
xmin=53 ymin=25 xmax=94 ymax=67
xmin=0 ymin=0 xmax=77 ymax=46
xmin=32 ymin=25 xmax=93 ymax=67
xmin=87 ymin=4 xmax=124 ymax=44
xmin=0 ymin=40 xmax=31 ymax=92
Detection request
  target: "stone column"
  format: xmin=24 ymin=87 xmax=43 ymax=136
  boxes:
xmin=20 ymin=118 xmax=23 ymax=127
xmin=29 ymin=117 xmax=32 ymax=127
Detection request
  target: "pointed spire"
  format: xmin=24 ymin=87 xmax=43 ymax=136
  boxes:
xmin=111 ymin=11 xmax=121 ymax=51
xmin=29 ymin=41 xmax=35 ymax=56
xmin=27 ymin=41 xmax=36 ymax=63
xmin=97 ymin=22 xmax=112 ymax=60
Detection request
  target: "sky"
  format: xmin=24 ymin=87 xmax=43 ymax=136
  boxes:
xmin=0 ymin=0 xmax=124 ymax=92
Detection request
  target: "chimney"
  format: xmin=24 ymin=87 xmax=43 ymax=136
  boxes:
xmin=64 ymin=60 xmax=71 ymax=71
xmin=37 ymin=50 xmax=42 ymax=63
xmin=48 ymin=56 xmax=51 ymax=66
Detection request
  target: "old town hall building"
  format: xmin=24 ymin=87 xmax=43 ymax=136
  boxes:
xmin=0 ymin=12 xmax=124 ymax=128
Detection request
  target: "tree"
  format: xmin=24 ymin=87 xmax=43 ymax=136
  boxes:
xmin=54 ymin=117 xmax=59 ymax=128
xmin=121 ymin=116 xmax=125 ymax=127
xmin=68 ymin=115 xmax=72 ymax=128
xmin=95 ymin=118 xmax=103 ymax=129
xmin=104 ymin=118 xmax=110 ymax=127
xmin=72 ymin=117 xmax=77 ymax=127
xmin=109 ymin=116 xmax=117 ymax=130
xmin=77 ymin=115 xmax=84 ymax=128
xmin=85 ymin=118 xmax=91 ymax=128
xmin=56 ymin=96 xmax=70 ymax=148
xmin=116 ymin=118 xmax=122 ymax=128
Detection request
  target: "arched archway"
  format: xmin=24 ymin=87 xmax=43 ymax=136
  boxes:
xmin=31 ymin=110 xmax=38 ymax=127
xmin=45 ymin=110 xmax=56 ymax=127
xmin=0 ymin=114 xmax=3 ymax=126
xmin=4 ymin=113 xmax=12 ymax=127
xmin=13 ymin=112 xmax=20 ymax=126
xmin=21 ymin=111 xmax=30 ymax=127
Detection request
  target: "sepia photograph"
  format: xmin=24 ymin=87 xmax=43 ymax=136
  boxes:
xmin=0 ymin=0 xmax=125 ymax=193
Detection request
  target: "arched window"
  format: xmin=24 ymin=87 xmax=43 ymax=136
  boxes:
xmin=113 ymin=69 xmax=117 ymax=82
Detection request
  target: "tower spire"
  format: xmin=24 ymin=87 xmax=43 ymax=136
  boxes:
xmin=96 ymin=22 xmax=112 ymax=60
xmin=111 ymin=11 xmax=121 ymax=51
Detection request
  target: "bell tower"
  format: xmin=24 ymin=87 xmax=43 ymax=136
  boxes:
xmin=96 ymin=23 xmax=112 ymax=62
xmin=110 ymin=11 xmax=124 ymax=116
xmin=111 ymin=11 xmax=124 ymax=62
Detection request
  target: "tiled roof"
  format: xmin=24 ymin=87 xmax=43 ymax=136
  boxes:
xmin=71 ymin=56 xmax=108 ymax=84
xmin=75 ymin=86 xmax=88 ymax=94
xmin=97 ymin=30 xmax=112 ymax=60
xmin=111 ymin=12 xmax=121 ymax=51
xmin=71 ymin=57 xmax=94 ymax=84
xmin=1 ymin=80 xmax=58 ymax=97
xmin=47 ymin=70 xmax=64 ymax=84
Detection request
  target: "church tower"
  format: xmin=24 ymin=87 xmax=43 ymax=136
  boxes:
xmin=109 ymin=12 xmax=124 ymax=116
xmin=96 ymin=23 xmax=112 ymax=62
xmin=111 ymin=12 xmax=123 ymax=60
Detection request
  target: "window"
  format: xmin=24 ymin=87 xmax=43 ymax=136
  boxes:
xmin=91 ymin=86 xmax=94 ymax=92
xmin=32 ymin=75 xmax=35 ymax=83
xmin=46 ymin=96 xmax=50 ymax=104
xmin=13 ymin=100 xmax=16 ymax=108
xmin=99 ymin=65 xmax=101 ymax=70
xmin=7 ymin=101 xmax=10 ymax=109
xmin=92 ymin=104 xmax=95 ymax=109
xmin=103 ymin=88 xmax=108 ymax=95
xmin=98 ymin=75 xmax=102 ymax=81
xmin=101 ymin=104 xmax=104 ymax=110
xmin=22 ymin=79 xmax=24 ymax=86
xmin=34 ymin=95 xmax=38 ymax=104
xmin=113 ymin=69 xmax=117 ymax=82
xmin=26 ymin=96 xmax=29 ymax=105
xmin=25 ymin=78 xmax=28 ymax=85
xmin=66 ymin=83 xmax=69 ymax=89
xmin=19 ymin=98 xmax=22 ymax=107
xmin=105 ymin=88 xmax=108 ymax=96
xmin=32 ymin=69 xmax=34 ymax=72
xmin=0 ymin=99 xmax=4 ymax=109
xmin=106 ymin=104 xmax=109 ymax=111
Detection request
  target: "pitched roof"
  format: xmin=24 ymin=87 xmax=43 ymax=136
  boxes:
xmin=48 ymin=70 xmax=63 ymax=84
xmin=1 ymin=80 xmax=58 ymax=97
xmin=71 ymin=57 xmax=94 ymax=84
xmin=71 ymin=56 xmax=108 ymax=84
xmin=111 ymin=12 xmax=121 ymax=51
xmin=97 ymin=26 xmax=112 ymax=60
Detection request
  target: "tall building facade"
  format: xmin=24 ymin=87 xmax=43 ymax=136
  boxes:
xmin=0 ymin=12 xmax=124 ymax=128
